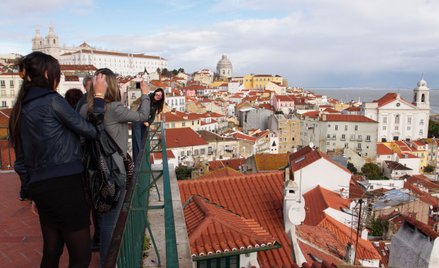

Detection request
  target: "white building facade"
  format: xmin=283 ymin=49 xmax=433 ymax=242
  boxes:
xmin=363 ymin=79 xmax=430 ymax=142
xmin=32 ymin=27 xmax=167 ymax=76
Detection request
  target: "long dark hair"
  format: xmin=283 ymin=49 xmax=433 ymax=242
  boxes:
xmin=9 ymin=52 xmax=61 ymax=149
xmin=151 ymin=88 xmax=165 ymax=114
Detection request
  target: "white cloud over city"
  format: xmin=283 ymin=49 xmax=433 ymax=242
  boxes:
xmin=1 ymin=0 xmax=439 ymax=87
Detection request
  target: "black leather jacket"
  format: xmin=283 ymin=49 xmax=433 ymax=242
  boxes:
xmin=14 ymin=87 xmax=105 ymax=196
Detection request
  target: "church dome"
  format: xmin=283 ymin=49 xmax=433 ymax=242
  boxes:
xmin=417 ymin=78 xmax=427 ymax=88
xmin=216 ymin=54 xmax=232 ymax=70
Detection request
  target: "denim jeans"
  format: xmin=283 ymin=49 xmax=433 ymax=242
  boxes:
xmin=99 ymin=188 xmax=126 ymax=267
xmin=132 ymin=122 xmax=147 ymax=164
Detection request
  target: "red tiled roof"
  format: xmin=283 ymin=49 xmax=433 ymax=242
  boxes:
xmin=196 ymin=167 xmax=242 ymax=179
xmin=376 ymin=144 xmax=393 ymax=155
xmin=317 ymin=216 xmax=381 ymax=261
xmin=323 ymin=108 xmax=340 ymax=114
xmin=343 ymin=106 xmax=361 ymax=112
xmin=397 ymin=152 xmax=417 ymax=159
xmin=297 ymin=226 xmax=346 ymax=265
xmin=404 ymin=175 xmax=439 ymax=207
xmin=374 ymin=93 xmax=414 ymax=108
xmin=298 ymin=241 xmax=343 ymax=267
xmin=184 ymin=195 xmax=278 ymax=257
xmin=289 ymin=146 xmax=351 ymax=174
xmin=322 ymin=114 xmax=377 ymax=123
xmin=165 ymin=127 xmax=208 ymax=148
xmin=64 ymin=75 xmax=79 ymax=81
xmin=163 ymin=111 xmax=201 ymax=122
xmin=349 ymin=179 xmax=365 ymax=199
xmin=150 ymin=80 xmax=169 ymax=88
xmin=302 ymin=111 xmax=320 ymax=118
xmin=275 ymin=95 xmax=295 ymax=102
xmin=231 ymin=132 xmax=256 ymax=143
xmin=208 ymin=158 xmax=246 ymax=171
xmin=178 ymin=171 xmax=296 ymax=267
xmin=372 ymin=241 xmax=390 ymax=267
xmin=60 ymin=64 xmax=97 ymax=71
xmin=303 ymin=186 xmax=351 ymax=225
xmin=384 ymin=160 xmax=412 ymax=170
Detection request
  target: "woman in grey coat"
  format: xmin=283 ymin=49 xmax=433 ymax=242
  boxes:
xmin=80 ymin=68 xmax=151 ymax=266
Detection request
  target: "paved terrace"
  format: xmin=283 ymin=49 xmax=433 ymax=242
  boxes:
xmin=0 ymin=166 xmax=192 ymax=268
xmin=0 ymin=171 xmax=99 ymax=268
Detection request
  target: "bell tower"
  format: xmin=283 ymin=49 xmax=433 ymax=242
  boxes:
xmin=413 ymin=78 xmax=430 ymax=110
xmin=32 ymin=27 xmax=43 ymax=51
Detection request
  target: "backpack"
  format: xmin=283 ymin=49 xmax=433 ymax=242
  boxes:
xmin=83 ymin=118 xmax=133 ymax=214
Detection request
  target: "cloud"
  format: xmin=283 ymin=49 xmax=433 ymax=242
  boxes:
xmin=3 ymin=0 xmax=439 ymax=87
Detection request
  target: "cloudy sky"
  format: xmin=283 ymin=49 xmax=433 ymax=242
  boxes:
xmin=1 ymin=0 xmax=439 ymax=88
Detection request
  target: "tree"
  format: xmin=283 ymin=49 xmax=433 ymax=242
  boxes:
xmin=361 ymin=162 xmax=385 ymax=180
xmin=347 ymin=162 xmax=357 ymax=174
xmin=367 ymin=217 xmax=389 ymax=237
xmin=428 ymin=119 xmax=439 ymax=138
xmin=424 ymin=165 xmax=435 ymax=173
xmin=175 ymin=165 xmax=192 ymax=180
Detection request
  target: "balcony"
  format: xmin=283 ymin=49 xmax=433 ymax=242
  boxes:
xmin=104 ymin=122 xmax=191 ymax=267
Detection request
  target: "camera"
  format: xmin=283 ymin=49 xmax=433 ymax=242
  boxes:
xmin=135 ymin=82 xmax=141 ymax=89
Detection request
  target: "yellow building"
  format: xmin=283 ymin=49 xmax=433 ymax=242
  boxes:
xmin=268 ymin=114 xmax=301 ymax=153
xmin=390 ymin=140 xmax=429 ymax=170
xmin=242 ymin=74 xmax=284 ymax=89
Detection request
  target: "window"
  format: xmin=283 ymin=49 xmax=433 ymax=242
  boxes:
xmin=9 ymin=80 xmax=14 ymax=87
xmin=194 ymin=149 xmax=199 ymax=156
xmin=383 ymin=126 xmax=387 ymax=130
xmin=182 ymin=122 xmax=186 ymax=127
xmin=345 ymin=125 xmax=348 ymax=131
xmin=420 ymin=119 xmax=425 ymax=125
xmin=383 ymin=116 xmax=387 ymax=124
xmin=1 ymin=101 xmax=6 ymax=107
xmin=335 ymin=125 xmax=338 ymax=130
xmin=0 ymin=80 xmax=5 ymax=88
xmin=196 ymin=255 xmax=240 ymax=268
xmin=366 ymin=135 xmax=371 ymax=142
xmin=341 ymin=134 xmax=346 ymax=140
xmin=395 ymin=114 xmax=400 ymax=124
xmin=200 ymin=148 xmax=205 ymax=155
xmin=407 ymin=117 xmax=412 ymax=124
xmin=355 ymin=125 xmax=358 ymax=131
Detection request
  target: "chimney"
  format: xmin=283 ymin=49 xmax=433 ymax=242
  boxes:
xmin=344 ymin=242 xmax=355 ymax=265
xmin=283 ymin=170 xmax=305 ymax=231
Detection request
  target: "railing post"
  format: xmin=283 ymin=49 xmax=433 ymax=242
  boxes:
xmin=160 ymin=121 xmax=179 ymax=267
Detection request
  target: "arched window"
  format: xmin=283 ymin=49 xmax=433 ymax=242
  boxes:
xmin=421 ymin=94 xmax=425 ymax=102
xmin=395 ymin=114 xmax=400 ymax=124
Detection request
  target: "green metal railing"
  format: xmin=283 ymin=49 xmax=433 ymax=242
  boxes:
xmin=104 ymin=121 xmax=179 ymax=268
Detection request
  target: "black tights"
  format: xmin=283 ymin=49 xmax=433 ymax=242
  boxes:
xmin=40 ymin=223 xmax=91 ymax=268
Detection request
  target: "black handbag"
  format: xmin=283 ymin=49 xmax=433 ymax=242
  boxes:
xmin=83 ymin=116 xmax=133 ymax=214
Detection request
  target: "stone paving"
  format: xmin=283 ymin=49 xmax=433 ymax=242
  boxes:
xmin=0 ymin=172 xmax=100 ymax=268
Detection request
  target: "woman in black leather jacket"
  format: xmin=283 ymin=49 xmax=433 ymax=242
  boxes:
xmin=9 ymin=52 xmax=108 ymax=268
